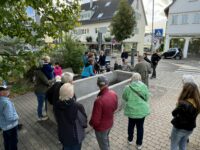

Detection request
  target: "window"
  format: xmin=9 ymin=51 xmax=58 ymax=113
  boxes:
xmin=182 ymin=14 xmax=188 ymax=24
xmin=172 ymin=15 xmax=178 ymax=25
xmin=97 ymin=13 xmax=103 ymax=18
xmin=105 ymin=2 xmax=111 ymax=7
xmin=193 ymin=13 xmax=200 ymax=24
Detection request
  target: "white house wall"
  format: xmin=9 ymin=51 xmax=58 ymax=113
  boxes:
xmin=166 ymin=0 xmax=200 ymax=35
xmin=164 ymin=0 xmax=200 ymax=57
xmin=73 ymin=0 xmax=147 ymax=55
xmin=124 ymin=0 xmax=146 ymax=55
xmin=74 ymin=22 xmax=110 ymax=42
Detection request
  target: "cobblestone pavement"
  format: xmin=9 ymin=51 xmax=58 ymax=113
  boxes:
xmin=1 ymin=59 xmax=200 ymax=150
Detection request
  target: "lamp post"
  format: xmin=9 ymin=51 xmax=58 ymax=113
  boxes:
xmin=151 ymin=0 xmax=155 ymax=52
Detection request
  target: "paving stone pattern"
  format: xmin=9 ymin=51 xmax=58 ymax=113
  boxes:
xmin=0 ymin=60 xmax=200 ymax=150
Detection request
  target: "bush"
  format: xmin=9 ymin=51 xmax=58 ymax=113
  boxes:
xmin=53 ymin=35 xmax=85 ymax=74
xmin=104 ymin=37 xmax=111 ymax=42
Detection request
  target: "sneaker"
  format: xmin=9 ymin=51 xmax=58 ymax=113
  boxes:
xmin=37 ymin=116 xmax=48 ymax=121
xmin=136 ymin=145 xmax=142 ymax=150
xmin=127 ymin=140 xmax=133 ymax=145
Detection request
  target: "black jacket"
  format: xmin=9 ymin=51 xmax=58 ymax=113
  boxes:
xmin=171 ymin=100 xmax=198 ymax=131
xmin=98 ymin=55 xmax=106 ymax=66
xmin=121 ymin=52 xmax=128 ymax=59
xmin=46 ymin=82 xmax=63 ymax=105
xmin=54 ymin=98 xmax=87 ymax=146
xmin=151 ymin=53 xmax=161 ymax=66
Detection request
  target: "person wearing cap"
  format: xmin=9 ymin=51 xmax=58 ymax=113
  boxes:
xmin=122 ymin=73 xmax=150 ymax=150
xmin=133 ymin=55 xmax=151 ymax=87
xmin=0 ymin=82 xmax=19 ymax=150
xmin=54 ymin=83 xmax=87 ymax=150
xmin=89 ymin=76 xmax=118 ymax=150
xmin=150 ymin=50 xmax=161 ymax=79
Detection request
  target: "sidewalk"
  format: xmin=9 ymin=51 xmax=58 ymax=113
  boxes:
xmin=0 ymin=60 xmax=200 ymax=150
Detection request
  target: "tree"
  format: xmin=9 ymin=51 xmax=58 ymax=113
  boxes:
xmin=52 ymin=35 xmax=85 ymax=74
xmin=0 ymin=0 xmax=81 ymax=83
xmin=111 ymin=0 xmax=136 ymax=44
xmin=0 ymin=0 xmax=80 ymax=45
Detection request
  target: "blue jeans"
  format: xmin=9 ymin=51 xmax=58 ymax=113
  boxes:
xmin=35 ymin=93 xmax=46 ymax=118
xmin=95 ymin=128 xmax=111 ymax=150
xmin=63 ymin=144 xmax=81 ymax=150
xmin=3 ymin=126 xmax=18 ymax=150
xmin=128 ymin=117 xmax=145 ymax=145
xmin=170 ymin=127 xmax=192 ymax=150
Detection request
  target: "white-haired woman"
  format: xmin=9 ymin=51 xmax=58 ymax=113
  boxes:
xmin=54 ymin=83 xmax=87 ymax=150
xmin=122 ymin=73 xmax=150 ymax=150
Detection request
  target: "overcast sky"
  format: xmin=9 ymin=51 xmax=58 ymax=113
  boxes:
xmin=143 ymin=0 xmax=172 ymax=32
xmin=81 ymin=0 xmax=173 ymax=32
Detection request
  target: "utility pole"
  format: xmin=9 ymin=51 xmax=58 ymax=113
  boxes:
xmin=151 ymin=0 xmax=155 ymax=52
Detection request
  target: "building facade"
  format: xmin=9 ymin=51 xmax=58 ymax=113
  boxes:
xmin=73 ymin=0 xmax=147 ymax=54
xmin=164 ymin=0 xmax=200 ymax=58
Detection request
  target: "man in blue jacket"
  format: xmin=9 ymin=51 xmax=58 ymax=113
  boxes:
xmin=0 ymin=81 xmax=19 ymax=150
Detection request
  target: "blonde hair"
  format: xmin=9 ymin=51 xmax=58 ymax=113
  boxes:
xmin=131 ymin=72 xmax=141 ymax=82
xmin=43 ymin=56 xmax=51 ymax=63
xmin=59 ymin=83 xmax=74 ymax=101
xmin=61 ymin=72 xmax=74 ymax=83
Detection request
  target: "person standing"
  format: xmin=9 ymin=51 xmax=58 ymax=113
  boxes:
xmin=151 ymin=51 xmax=161 ymax=79
xmin=34 ymin=67 xmax=49 ymax=121
xmin=0 ymin=82 xmax=19 ymax=150
xmin=122 ymin=73 xmax=150 ymax=150
xmin=89 ymin=76 xmax=118 ymax=150
xmin=133 ymin=56 xmax=151 ymax=87
xmin=170 ymin=82 xmax=200 ymax=150
xmin=121 ymin=49 xmax=129 ymax=65
xmin=98 ymin=50 xmax=106 ymax=71
xmin=54 ymin=83 xmax=87 ymax=150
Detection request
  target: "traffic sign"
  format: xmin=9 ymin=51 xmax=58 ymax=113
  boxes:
xmin=154 ymin=29 xmax=163 ymax=38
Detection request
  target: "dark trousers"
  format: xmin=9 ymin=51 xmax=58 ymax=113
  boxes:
xmin=63 ymin=143 xmax=81 ymax=150
xmin=3 ymin=126 xmax=18 ymax=150
xmin=151 ymin=64 xmax=157 ymax=78
xmin=128 ymin=117 xmax=145 ymax=146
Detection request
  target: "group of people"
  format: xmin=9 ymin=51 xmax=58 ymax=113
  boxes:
xmin=81 ymin=50 xmax=109 ymax=78
xmin=0 ymin=52 xmax=200 ymax=150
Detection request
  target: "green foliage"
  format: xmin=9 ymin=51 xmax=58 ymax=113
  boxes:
xmin=0 ymin=0 xmax=80 ymax=45
xmin=111 ymin=0 xmax=136 ymax=42
xmin=52 ymin=35 xmax=85 ymax=74
xmin=104 ymin=36 xmax=111 ymax=42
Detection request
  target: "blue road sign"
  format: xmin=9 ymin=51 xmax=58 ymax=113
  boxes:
xmin=154 ymin=29 xmax=163 ymax=38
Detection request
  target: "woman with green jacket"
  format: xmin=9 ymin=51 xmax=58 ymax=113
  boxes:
xmin=122 ymin=73 xmax=150 ymax=150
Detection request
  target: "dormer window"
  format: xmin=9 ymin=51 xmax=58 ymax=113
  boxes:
xmin=97 ymin=13 xmax=103 ymax=18
xmin=105 ymin=2 xmax=111 ymax=7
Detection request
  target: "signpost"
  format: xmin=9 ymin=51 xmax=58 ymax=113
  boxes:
xmin=98 ymin=32 xmax=102 ymax=51
xmin=154 ymin=29 xmax=163 ymax=38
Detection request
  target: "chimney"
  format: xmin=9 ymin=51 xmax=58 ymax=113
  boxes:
xmin=90 ymin=0 xmax=93 ymax=8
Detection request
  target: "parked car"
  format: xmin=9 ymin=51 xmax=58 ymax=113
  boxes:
xmin=162 ymin=48 xmax=182 ymax=59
